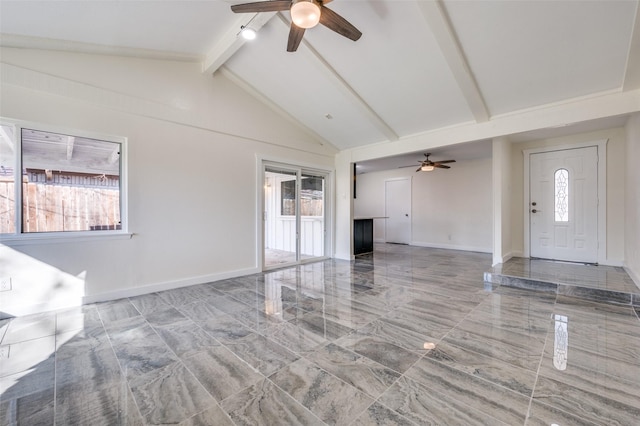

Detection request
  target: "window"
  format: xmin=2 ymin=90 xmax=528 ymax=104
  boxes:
xmin=280 ymin=176 xmax=323 ymax=216
xmin=0 ymin=120 xmax=127 ymax=238
xmin=281 ymin=179 xmax=296 ymax=216
xmin=300 ymin=175 xmax=324 ymax=217
xmin=554 ymin=168 xmax=569 ymax=222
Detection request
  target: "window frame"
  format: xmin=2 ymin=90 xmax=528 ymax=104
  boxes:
xmin=0 ymin=118 xmax=130 ymax=244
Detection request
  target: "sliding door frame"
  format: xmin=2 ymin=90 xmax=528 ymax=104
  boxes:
xmin=258 ymin=157 xmax=333 ymax=271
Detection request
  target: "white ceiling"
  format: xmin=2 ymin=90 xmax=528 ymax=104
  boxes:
xmin=1 ymin=1 xmax=638 ymax=172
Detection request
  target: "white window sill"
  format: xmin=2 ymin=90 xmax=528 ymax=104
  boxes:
xmin=0 ymin=231 xmax=133 ymax=246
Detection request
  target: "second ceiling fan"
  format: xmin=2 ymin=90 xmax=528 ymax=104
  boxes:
xmin=231 ymin=0 xmax=362 ymax=52
xmin=410 ymin=153 xmax=456 ymax=172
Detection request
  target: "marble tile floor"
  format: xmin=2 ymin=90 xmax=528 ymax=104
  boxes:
xmin=1 ymin=244 xmax=639 ymax=425
xmin=486 ymin=257 xmax=640 ymax=307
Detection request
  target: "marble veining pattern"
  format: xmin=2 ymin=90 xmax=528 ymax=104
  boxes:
xmin=1 ymin=243 xmax=639 ymax=425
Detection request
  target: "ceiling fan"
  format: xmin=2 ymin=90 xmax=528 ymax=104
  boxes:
xmin=230 ymin=0 xmax=362 ymax=52
xmin=404 ymin=153 xmax=456 ymax=172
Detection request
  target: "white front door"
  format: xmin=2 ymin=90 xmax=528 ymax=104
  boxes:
xmin=529 ymin=146 xmax=598 ymax=263
xmin=385 ymin=178 xmax=411 ymax=244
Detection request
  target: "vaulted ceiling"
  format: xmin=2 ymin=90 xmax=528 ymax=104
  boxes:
xmin=1 ymin=1 xmax=639 ymax=167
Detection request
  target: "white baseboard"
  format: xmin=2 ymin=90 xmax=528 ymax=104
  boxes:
xmin=410 ymin=241 xmax=492 ymax=254
xmin=598 ymin=259 xmax=624 ymax=267
xmin=334 ymin=251 xmax=354 ymax=261
xmin=492 ymin=251 xmax=515 ymax=266
xmin=82 ymin=266 xmax=260 ymax=304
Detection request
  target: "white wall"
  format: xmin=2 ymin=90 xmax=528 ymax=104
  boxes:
xmin=0 ymin=48 xmax=335 ymax=315
xmin=492 ymin=137 xmax=513 ymax=265
xmin=353 ymin=157 xmax=493 ymax=253
xmin=334 ymin=151 xmax=353 ymax=260
xmin=625 ymin=113 xmax=640 ymax=286
xmin=510 ymin=127 xmax=627 ymax=266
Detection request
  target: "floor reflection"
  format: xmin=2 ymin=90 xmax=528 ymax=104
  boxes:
xmin=553 ymin=314 xmax=568 ymax=371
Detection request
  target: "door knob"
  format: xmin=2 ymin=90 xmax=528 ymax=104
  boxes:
xmin=405 ymin=214 xmax=409 ymax=217
xmin=531 ymin=209 xmax=538 ymax=213
xmin=531 ymin=202 xmax=537 ymax=206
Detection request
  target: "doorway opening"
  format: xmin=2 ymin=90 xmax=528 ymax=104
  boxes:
xmin=385 ymin=177 xmax=411 ymax=244
xmin=263 ymin=162 xmax=329 ymax=270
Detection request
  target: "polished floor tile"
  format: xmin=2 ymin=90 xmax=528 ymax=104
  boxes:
xmin=221 ymin=331 xmax=299 ymax=376
xmin=335 ymin=330 xmax=422 ymax=374
xmin=1 ymin=386 xmax=54 ymax=426
xmin=128 ymin=361 xmax=214 ymax=425
xmin=402 ymin=356 xmax=530 ymax=424
xmin=268 ymin=358 xmax=373 ymax=425
xmin=305 ymin=343 xmax=401 ymax=398
xmin=179 ymin=404 xmax=234 ymax=426
xmin=180 ymin=346 xmax=262 ymax=402
xmin=129 ymin=293 xmax=172 ymax=316
xmin=350 ymin=402 xmax=417 ymax=426
xmin=1 ymin=243 xmax=638 ymax=425
xmin=221 ymin=378 xmax=323 ymax=425
xmin=378 ymin=375 xmax=513 ymax=425
xmin=0 ymin=313 xmax=56 ymax=345
xmin=290 ymin=312 xmax=355 ymax=341
xmin=423 ymin=340 xmax=537 ymax=397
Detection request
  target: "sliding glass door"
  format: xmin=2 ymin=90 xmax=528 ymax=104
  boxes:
xmin=263 ymin=163 xmax=327 ymax=269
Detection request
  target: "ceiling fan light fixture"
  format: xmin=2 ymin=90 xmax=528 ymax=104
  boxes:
xmin=291 ymin=0 xmax=321 ymax=29
xmin=421 ymin=165 xmax=435 ymax=172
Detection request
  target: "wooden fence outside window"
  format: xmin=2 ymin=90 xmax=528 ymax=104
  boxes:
xmin=0 ymin=171 xmax=120 ymax=234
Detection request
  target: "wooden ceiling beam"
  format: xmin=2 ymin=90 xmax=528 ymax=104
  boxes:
xmin=348 ymin=88 xmax=640 ymax=163
xmin=417 ymin=0 xmax=490 ymax=123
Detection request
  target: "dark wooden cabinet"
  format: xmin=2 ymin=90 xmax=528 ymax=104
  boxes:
xmin=354 ymin=218 xmax=374 ymax=255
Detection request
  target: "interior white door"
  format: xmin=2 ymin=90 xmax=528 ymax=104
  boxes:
xmin=385 ymin=178 xmax=411 ymax=244
xmin=530 ymin=146 xmax=598 ymax=263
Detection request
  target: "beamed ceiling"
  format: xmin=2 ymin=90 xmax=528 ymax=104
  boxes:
xmin=1 ymin=1 xmax=639 ymax=172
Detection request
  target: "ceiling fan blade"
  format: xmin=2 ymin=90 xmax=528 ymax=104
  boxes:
xmin=287 ymin=23 xmax=305 ymax=52
xmin=319 ymin=5 xmax=362 ymax=41
xmin=416 ymin=166 xmax=422 ymax=172
xmin=434 ymin=159 xmax=456 ymax=164
xmin=231 ymin=0 xmax=291 ymax=13
xmin=435 ymin=164 xmax=451 ymax=169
